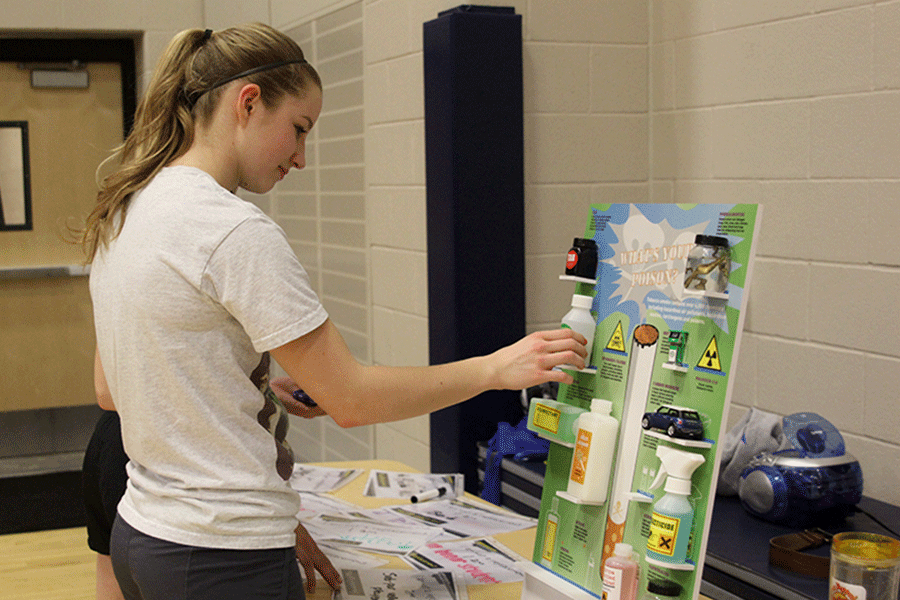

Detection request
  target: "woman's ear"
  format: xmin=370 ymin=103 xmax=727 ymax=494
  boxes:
xmin=236 ymin=83 xmax=261 ymax=120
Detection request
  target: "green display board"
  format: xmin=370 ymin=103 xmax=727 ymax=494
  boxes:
xmin=523 ymin=204 xmax=761 ymax=600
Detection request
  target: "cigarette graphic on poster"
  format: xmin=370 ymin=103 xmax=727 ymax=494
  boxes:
xmin=602 ymin=324 xmax=658 ymax=564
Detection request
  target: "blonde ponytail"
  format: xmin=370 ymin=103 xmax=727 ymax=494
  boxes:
xmin=80 ymin=23 xmax=320 ymax=261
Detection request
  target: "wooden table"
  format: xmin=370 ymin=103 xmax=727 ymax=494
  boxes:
xmin=301 ymin=460 xmax=715 ymax=600
xmin=305 ymin=459 xmax=537 ymax=600
xmin=0 ymin=459 xmax=718 ymax=600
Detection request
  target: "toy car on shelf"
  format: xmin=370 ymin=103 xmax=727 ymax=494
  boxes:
xmin=641 ymin=405 xmax=704 ymax=440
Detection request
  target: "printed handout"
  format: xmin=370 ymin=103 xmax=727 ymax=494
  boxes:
xmin=290 ymin=464 xmax=364 ymax=493
xmin=296 ymin=491 xmax=359 ymax=521
xmin=302 ymin=513 xmax=443 ymax=555
xmin=401 ymin=498 xmax=536 ymax=539
xmin=403 ymin=538 xmax=526 ymax=585
xmin=334 ymin=568 xmax=469 ymax=600
xmin=363 ymin=470 xmax=464 ymax=500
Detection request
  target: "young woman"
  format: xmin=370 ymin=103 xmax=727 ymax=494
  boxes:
xmin=82 ymin=23 xmax=586 ymax=600
xmin=82 ymin=374 xmax=322 ymax=600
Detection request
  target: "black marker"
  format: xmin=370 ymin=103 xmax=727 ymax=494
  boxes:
xmin=291 ymin=389 xmax=318 ymax=408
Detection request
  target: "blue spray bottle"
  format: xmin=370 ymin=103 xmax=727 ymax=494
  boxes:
xmin=646 ymin=445 xmax=705 ymax=565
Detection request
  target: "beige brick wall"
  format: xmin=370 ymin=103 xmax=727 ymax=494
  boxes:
xmin=6 ymin=0 xmax=898 ymax=505
xmin=354 ymin=0 xmax=900 ymax=505
xmin=356 ymin=0 xmax=653 ymax=474
xmin=652 ymin=1 xmax=900 ymax=506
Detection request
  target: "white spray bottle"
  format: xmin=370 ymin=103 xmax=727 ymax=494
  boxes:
xmin=645 ymin=445 xmax=705 ymax=565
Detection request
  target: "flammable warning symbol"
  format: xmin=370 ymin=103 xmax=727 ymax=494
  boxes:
xmin=697 ymin=336 xmax=723 ymax=372
xmin=606 ymin=321 xmax=627 ymax=353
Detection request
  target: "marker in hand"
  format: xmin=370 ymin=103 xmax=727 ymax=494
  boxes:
xmin=410 ymin=486 xmax=447 ymax=503
xmin=291 ymin=389 xmax=318 ymax=408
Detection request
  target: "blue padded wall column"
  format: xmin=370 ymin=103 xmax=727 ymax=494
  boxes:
xmin=424 ymin=6 xmax=525 ymax=494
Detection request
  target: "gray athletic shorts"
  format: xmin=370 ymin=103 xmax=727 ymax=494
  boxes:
xmin=110 ymin=515 xmax=305 ymax=600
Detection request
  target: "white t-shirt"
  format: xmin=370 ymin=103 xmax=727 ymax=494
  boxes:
xmin=90 ymin=166 xmax=328 ymax=549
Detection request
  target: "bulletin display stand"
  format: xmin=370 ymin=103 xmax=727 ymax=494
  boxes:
xmin=519 ymin=204 xmax=761 ymax=600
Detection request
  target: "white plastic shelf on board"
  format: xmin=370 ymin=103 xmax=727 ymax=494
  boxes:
xmin=642 ymin=430 xmax=714 ymax=450
xmin=559 ymin=274 xmax=597 ymax=285
xmin=518 ymin=562 xmax=599 ymax=600
xmin=683 ymin=288 xmax=729 ymax=301
xmin=555 ymin=490 xmax=605 ymax=506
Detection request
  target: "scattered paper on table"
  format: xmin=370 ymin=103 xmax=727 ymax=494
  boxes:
xmin=400 ymin=498 xmax=536 ymax=538
xmin=362 ymin=470 xmax=464 ymax=500
xmin=297 ymin=492 xmax=359 ymax=521
xmin=290 ymin=464 xmax=364 ymax=493
xmin=317 ymin=542 xmax=391 ymax=570
xmin=334 ymin=568 xmax=469 ymax=600
xmin=403 ymin=537 xmax=526 ymax=585
xmin=303 ymin=513 xmax=443 ymax=555
xmin=344 ymin=506 xmax=459 ymax=542
xmin=288 ymin=466 xmax=535 ymax=595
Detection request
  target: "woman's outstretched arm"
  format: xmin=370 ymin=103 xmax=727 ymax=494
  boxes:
xmin=270 ymin=319 xmax=587 ymax=428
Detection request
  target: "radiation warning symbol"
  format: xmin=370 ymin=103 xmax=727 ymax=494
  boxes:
xmin=606 ymin=321 xmax=626 ymax=353
xmin=697 ymin=336 xmax=723 ymax=372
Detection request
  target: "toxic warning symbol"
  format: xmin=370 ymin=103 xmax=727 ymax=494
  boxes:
xmin=648 ymin=512 xmax=679 ymax=557
xmin=606 ymin=321 xmax=626 ymax=353
xmin=697 ymin=336 xmax=723 ymax=371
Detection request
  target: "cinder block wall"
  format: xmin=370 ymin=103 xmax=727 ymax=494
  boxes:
xmin=649 ymin=1 xmax=900 ymax=507
xmin=356 ymin=0 xmax=652 ymax=474
xmin=350 ymin=0 xmax=900 ymax=505
xmin=5 ymin=0 xmax=898 ymax=506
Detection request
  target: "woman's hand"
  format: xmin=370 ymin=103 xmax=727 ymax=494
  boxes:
xmin=295 ymin=522 xmax=342 ymax=593
xmin=271 ymin=376 xmax=326 ymax=418
xmin=485 ymin=328 xmax=588 ymax=389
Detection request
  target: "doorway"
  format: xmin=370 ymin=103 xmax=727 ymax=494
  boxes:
xmin=0 ymin=36 xmax=136 ymax=474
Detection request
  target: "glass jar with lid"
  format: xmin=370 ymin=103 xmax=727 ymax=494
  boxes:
xmin=684 ymin=234 xmax=730 ymax=294
xmin=565 ymin=238 xmax=598 ymax=280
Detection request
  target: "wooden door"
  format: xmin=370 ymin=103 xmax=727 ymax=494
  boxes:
xmin=0 ymin=61 xmax=122 ymax=411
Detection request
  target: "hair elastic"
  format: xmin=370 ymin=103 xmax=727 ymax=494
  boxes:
xmin=201 ymin=29 xmax=213 ymax=43
xmin=205 ymin=59 xmax=308 ymax=93
xmin=186 ymin=58 xmax=308 ymax=108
